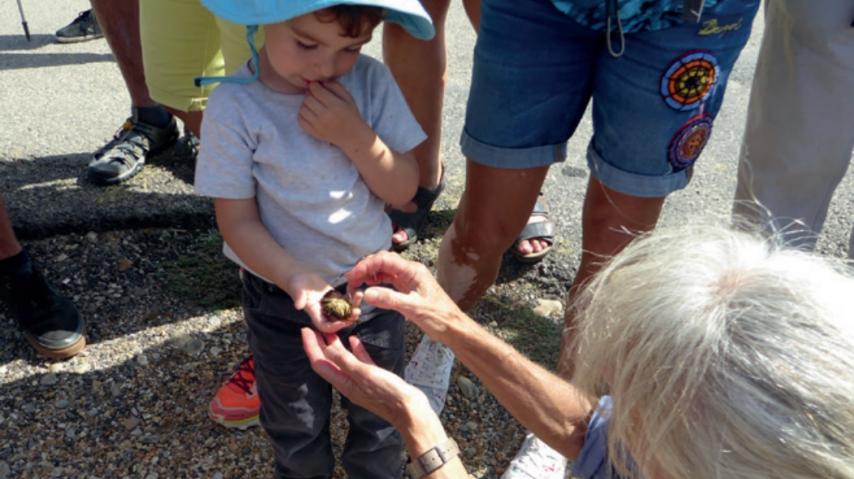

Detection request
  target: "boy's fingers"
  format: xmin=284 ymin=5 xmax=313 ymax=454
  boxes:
xmin=323 ymin=81 xmax=352 ymax=102
xmin=302 ymin=95 xmax=324 ymax=115
xmin=308 ymin=82 xmax=331 ymax=106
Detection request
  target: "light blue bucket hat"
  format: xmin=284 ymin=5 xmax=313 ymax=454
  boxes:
xmin=195 ymin=0 xmax=434 ymax=86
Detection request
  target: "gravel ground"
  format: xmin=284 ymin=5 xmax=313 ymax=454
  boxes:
xmin=0 ymin=223 xmax=569 ymax=479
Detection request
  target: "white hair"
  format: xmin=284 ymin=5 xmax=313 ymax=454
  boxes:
xmin=571 ymin=223 xmax=854 ymax=479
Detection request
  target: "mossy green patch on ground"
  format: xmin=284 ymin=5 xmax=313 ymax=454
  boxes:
xmin=476 ymin=294 xmax=563 ymax=369
xmin=158 ymin=229 xmax=241 ymax=309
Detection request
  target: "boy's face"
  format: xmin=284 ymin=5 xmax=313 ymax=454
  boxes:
xmin=262 ymin=11 xmax=374 ymax=93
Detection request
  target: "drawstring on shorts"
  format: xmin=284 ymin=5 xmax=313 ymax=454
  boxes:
xmin=605 ymin=0 xmax=625 ymax=57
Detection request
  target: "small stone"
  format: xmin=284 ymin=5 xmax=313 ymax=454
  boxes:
xmin=40 ymin=373 xmax=59 ymax=386
xmin=181 ymin=336 xmax=204 ymax=356
xmin=456 ymin=376 xmax=478 ymax=399
xmin=55 ymin=399 xmax=69 ymax=409
xmin=117 ymin=258 xmax=134 ymax=272
xmin=212 ymin=473 xmax=224 ymax=479
xmin=55 ymin=253 xmax=68 ymax=262
xmin=0 ymin=460 xmax=10 ymax=479
xmin=110 ymin=383 xmax=121 ymax=398
xmin=122 ymin=417 xmax=140 ymax=431
xmin=533 ymin=299 xmax=563 ymax=318
xmin=70 ymin=361 xmax=90 ymax=374
xmin=85 ymin=232 xmax=98 ymax=243
xmin=137 ymin=354 xmax=149 ymax=366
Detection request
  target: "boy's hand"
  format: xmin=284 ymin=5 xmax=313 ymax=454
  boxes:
xmin=298 ymin=81 xmax=371 ymax=151
xmin=288 ymin=272 xmax=361 ymax=334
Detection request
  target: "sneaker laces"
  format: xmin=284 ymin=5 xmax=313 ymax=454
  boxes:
xmin=72 ymin=10 xmax=93 ymax=26
xmin=226 ymin=355 xmax=256 ymax=394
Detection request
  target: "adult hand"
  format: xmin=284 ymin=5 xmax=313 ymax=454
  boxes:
xmin=301 ymin=328 xmax=433 ymax=429
xmin=288 ymin=272 xmax=360 ymax=333
xmin=345 ymin=251 xmax=465 ymax=341
xmin=298 ymin=81 xmax=370 ymax=151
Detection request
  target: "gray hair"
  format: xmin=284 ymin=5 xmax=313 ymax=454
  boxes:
xmin=571 ymin=224 xmax=854 ymax=479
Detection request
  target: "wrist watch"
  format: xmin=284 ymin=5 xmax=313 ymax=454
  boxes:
xmin=406 ymin=437 xmax=460 ymax=479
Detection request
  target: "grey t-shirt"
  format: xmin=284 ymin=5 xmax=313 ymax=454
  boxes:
xmin=195 ymin=55 xmax=426 ymax=285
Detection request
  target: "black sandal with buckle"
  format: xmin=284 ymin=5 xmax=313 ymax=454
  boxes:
xmin=389 ymin=169 xmax=446 ymax=252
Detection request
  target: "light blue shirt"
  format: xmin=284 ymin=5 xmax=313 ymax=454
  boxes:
xmin=571 ymin=396 xmax=639 ymax=479
xmin=550 ymin=0 xmax=719 ymax=33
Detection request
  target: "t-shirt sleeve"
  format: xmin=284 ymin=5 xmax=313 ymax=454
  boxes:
xmin=193 ymin=88 xmax=257 ymax=199
xmin=572 ymin=396 xmax=620 ymax=479
xmin=364 ymin=60 xmax=427 ymax=154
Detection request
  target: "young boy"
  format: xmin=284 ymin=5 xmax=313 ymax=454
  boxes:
xmin=193 ymin=0 xmax=434 ymax=476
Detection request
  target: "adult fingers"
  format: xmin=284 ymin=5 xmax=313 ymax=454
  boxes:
xmin=301 ymin=328 xmax=354 ymax=393
xmin=346 ymin=251 xmax=418 ymax=290
xmin=348 ymin=335 xmax=377 ymax=366
xmin=362 ymin=286 xmax=418 ymax=317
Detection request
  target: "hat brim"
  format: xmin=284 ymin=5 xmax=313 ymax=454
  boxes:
xmin=201 ymin=0 xmax=435 ymax=40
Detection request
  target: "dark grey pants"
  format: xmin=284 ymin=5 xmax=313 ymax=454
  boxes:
xmin=242 ymin=272 xmax=406 ymax=479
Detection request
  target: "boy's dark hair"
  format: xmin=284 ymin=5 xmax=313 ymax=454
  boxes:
xmin=315 ymin=5 xmax=384 ymax=38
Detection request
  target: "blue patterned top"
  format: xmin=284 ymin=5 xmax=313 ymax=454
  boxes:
xmin=550 ymin=0 xmax=721 ymax=33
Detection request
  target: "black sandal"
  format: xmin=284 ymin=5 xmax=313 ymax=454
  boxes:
xmin=389 ymin=169 xmax=446 ymax=252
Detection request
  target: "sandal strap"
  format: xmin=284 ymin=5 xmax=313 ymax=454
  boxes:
xmin=517 ymin=220 xmax=554 ymax=243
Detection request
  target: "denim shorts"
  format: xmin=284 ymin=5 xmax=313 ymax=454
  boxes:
xmin=461 ymin=0 xmax=759 ymax=197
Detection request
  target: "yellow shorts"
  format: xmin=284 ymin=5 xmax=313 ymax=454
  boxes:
xmin=140 ymin=0 xmax=265 ymax=112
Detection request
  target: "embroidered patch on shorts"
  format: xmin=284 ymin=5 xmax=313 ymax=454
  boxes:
xmin=668 ymin=114 xmax=713 ymax=169
xmin=660 ymin=51 xmax=719 ymax=111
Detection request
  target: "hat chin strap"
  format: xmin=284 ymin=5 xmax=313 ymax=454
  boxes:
xmin=194 ymin=25 xmax=261 ymax=87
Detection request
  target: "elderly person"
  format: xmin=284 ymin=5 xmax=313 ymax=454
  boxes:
xmin=303 ymin=224 xmax=854 ymax=478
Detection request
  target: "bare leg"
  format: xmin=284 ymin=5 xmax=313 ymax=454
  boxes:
xmin=386 ymin=0 xmax=479 ymax=247
xmin=407 ymin=161 xmax=547 ymax=413
xmin=90 ymin=0 xmax=153 ymax=108
xmin=383 ymin=0 xmax=451 ymax=193
xmin=0 ymin=195 xmax=22 ymax=261
xmin=557 ymin=176 xmax=665 ymax=378
xmin=438 ymin=161 xmax=549 ymax=310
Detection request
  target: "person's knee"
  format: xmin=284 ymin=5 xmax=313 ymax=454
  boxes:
xmin=452 ymin=209 xmax=523 ymax=256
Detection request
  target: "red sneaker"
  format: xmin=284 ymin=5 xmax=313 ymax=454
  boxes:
xmin=209 ymin=355 xmax=260 ymax=429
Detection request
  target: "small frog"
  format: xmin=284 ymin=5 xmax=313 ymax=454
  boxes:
xmin=321 ymin=290 xmax=355 ymax=321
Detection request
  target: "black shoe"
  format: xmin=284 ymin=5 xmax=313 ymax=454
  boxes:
xmin=87 ymin=109 xmax=180 ymax=185
xmin=0 ymin=250 xmax=85 ymax=360
xmin=55 ymin=10 xmax=104 ymax=44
